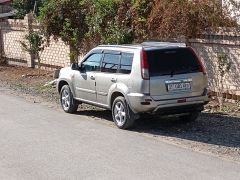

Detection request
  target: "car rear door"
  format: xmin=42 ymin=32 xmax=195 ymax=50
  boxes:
xmin=146 ymin=48 xmax=208 ymax=101
xmin=95 ymin=51 xmax=121 ymax=105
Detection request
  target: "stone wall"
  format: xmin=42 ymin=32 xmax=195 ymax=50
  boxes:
xmin=0 ymin=14 xmax=70 ymax=70
xmin=0 ymin=17 xmax=28 ymax=66
xmin=190 ymin=29 xmax=240 ymax=95
xmin=38 ymin=38 xmax=70 ymax=69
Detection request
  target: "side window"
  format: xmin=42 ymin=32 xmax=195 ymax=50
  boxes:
xmin=119 ymin=53 xmax=133 ymax=74
xmin=82 ymin=53 xmax=102 ymax=72
xmin=101 ymin=54 xmax=121 ymax=73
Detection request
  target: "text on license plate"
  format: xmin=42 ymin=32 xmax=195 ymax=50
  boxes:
xmin=167 ymin=82 xmax=191 ymax=91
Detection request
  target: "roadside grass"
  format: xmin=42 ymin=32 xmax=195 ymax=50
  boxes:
xmin=205 ymin=100 xmax=240 ymax=116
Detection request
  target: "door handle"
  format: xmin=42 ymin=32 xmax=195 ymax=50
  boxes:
xmin=90 ymin=76 xmax=95 ymax=80
xmin=111 ymin=78 xmax=117 ymax=83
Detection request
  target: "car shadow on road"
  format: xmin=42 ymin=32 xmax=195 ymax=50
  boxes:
xmin=76 ymin=108 xmax=240 ymax=148
xmin=134 ymin=113 xmax=240 ymax=148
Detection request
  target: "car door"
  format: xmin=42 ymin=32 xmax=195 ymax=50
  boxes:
xmin=73 ymin=53 xmax=103 ymax=102
xmin=96 ymin=52 xmax=121 ymax=105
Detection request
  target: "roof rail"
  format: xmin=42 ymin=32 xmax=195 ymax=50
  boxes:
xmin=142 ymin=41 xmax=186 ymax=48
xmin=98 ymin=44 xmax=141 ymax=49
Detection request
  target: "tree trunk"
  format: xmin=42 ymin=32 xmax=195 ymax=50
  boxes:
xmin=37 ymin=53 xmax=41 ymax=75
xmin=218 ymin=78 xmax=223 ymax=111
xmin=69 ymin=44 xmax=78 ymax=64
xmin=0 ymin=29 xmax=6 ymax=65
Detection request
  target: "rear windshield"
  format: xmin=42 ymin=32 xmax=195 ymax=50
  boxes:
xmin=146 ymin=48 xmax=201 ymax=76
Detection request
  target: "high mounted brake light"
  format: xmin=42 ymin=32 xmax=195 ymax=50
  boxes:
xmin=140 ymin=49 xmax=150 ymax=80
xmin=188 ymin=47 xmax=207 ymax=75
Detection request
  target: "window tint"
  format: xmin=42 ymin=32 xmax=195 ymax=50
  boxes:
xmin=101 ymin=54 xmax=121 ymax=73
xmin=146 ymin=48 xmax=201 ymax=76
xmin=82 ymin=53 xmax=102 ymax=72
xmin=119 ymin=53 xmax=133 ymax=74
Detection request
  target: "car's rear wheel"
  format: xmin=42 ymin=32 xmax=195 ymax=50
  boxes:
xmin=112 ymin=96 xmax=136 ymax=129
xmin=60 ymin=85 xmax=78 ymax=113
xmin=179 ymin=111 xmax=200 ymax=123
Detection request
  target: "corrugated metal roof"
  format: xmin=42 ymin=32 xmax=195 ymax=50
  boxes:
xmin=0 ymin=9 xmax=16 ymax=18
xmin=0 ymin=0 xmax=11 ymax=4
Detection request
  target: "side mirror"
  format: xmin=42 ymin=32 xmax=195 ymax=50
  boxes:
xmin=78 ymin=63 xmax=86 ymax=72
xmin=71 ymin=63 xmax=79 ymax=70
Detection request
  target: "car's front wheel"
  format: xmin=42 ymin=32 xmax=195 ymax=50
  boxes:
xmin=60 ymin=85 xmax=78 ymax=113
xmin=112 ymin=96 xmax=136 ymax=129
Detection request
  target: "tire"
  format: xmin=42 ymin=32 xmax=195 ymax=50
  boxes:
xmin=112 ymin=96 xmax=136 ymax=130
xmin=179 ymin=111 xmax=200 ymax=123
xmin=60 ymin=85 xmax=78 ymax=113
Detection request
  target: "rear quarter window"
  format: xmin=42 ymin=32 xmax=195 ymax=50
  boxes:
xmin=119 ymin=53 xmax=133 ymax=74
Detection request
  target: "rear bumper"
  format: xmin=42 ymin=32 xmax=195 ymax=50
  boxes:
xmin=152 ymin=103 xmax=204 ymax=115
xmin=127 ymin=93 xmax=209 ymax=114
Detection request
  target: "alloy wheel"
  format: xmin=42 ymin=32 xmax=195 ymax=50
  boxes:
xmin=61 ymin=89 xmax=70 ymax=111
xmin=114 ymin=101 xmax=126 ymax=127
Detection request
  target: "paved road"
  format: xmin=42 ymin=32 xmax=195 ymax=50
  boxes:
xmin=0 ymin=91 xmax=240 ymax=180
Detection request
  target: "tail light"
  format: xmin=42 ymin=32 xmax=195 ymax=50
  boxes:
xmin=141 ymin=49 xmax=149 ymax=80
xmin=188 ymin=47 xmax=207 ymax=75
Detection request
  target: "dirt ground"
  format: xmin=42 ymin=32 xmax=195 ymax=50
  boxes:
xmin=0 ymin=65 xmax=54 ymax=87
xmin=0 ymin=64 xmax=58 ymax=103
xmin=0 ymin=64 xmax=240 ymax=163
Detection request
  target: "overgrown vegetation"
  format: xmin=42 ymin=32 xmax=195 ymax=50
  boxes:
xmin=12 ymin=0 xmax=43 ymax=19
xmin=86 ymin=0 xmax=151 ymax=45
xmin=147 ymin=0 xmax=238 ymax=43
xmin=39 ymin=0 xmax=89 ymax=63
xmin=20 ymin=31 xmax=44 ymax=74
xmin=13 ymin=0 xmax=239 ymax=62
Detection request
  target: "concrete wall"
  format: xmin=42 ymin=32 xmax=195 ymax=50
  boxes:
xmin=0 ymin=14 xmax=70 ymax=70
xmin=40 ymin=39 xmax=70 ymax=69
xmin=190 ymin=28 xmax=240 ymax=95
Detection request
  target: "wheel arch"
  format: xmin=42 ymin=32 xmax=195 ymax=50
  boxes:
xmin=58 ymin=80 xmax=68 ymax=93
xmin=57 ymin=79 xmax=76 ymax=97
xmin=108 ymin=83 xmax=131 ymax=109
xmin=110 ymin=91 xmax=125 ymax=109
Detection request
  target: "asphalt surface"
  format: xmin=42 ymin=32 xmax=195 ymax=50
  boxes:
xmin=0 ymin=89 xmax=240 ymax=180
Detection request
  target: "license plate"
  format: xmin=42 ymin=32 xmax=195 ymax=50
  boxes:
xmin=167 ymin=82 xmax=191 ymax=92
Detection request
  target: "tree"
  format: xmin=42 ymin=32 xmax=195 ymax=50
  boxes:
xmin=39 ymin=0 xmax=89 ymax=63
xmin=37 ymin=0 xmax=150 ymax=59
xmin=85 ymin=0 xmax=133 ymax=45
xmin=147 ymin=0 xmax=239 ymax=42
xmin=131 ymin=0 xmax=152 ymax=42
xmin=38 ymin=0 xmax=239 ymax=63
xmin=39 ymin=0 xmax=142 ymax=61
xmin=20 ymin=31 xmax=44 ymax=74
xmin=12 ymin=0 xmax=44 ymax=19
xmin=85 ymin=0 xmax=151 ymax=46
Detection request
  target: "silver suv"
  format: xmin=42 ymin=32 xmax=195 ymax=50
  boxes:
xmin=57 ymin=42 xmax=209 ymax=129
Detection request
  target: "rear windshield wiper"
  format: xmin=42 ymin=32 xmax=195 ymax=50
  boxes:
xmin=188 ymin=65 xmax=201 ymax=72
